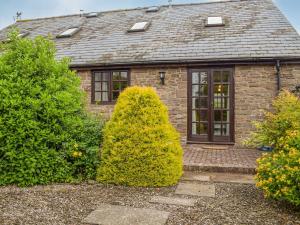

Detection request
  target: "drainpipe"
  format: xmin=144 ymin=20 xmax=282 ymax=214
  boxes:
xmin=275 ymin=59 xmax=281 ymax=93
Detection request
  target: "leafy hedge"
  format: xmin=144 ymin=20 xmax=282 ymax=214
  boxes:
xmin=246 ymin=90 xmax=300 ymax=206
xmin=97 ymin=86 xmax=183 ymax=187
xmin=0 ymin=31 xmax=103 ymax=186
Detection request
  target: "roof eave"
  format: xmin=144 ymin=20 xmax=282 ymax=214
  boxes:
xmin=70 ymin=56 xmax=300 ymax=70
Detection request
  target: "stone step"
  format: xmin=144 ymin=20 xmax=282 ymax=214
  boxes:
xmin=183 ymin=163 xmax=256 ymax=174
xmin=181 ymin=171 xmax=255 ymax=184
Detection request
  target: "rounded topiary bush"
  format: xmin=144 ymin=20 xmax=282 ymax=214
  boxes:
xmin=97 ymin=86 xmax=183 ymax=187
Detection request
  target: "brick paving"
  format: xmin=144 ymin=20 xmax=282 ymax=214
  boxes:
xmin=183 ymin=144 xmax=262 ymax=174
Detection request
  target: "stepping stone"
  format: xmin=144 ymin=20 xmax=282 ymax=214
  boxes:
xmin=175 ymin=182 xmax=215 ymax=197
xmin=150 ymin=196 xmax=197 ymax=206
xmin=83 ymin=204 xmax=169 ymax=225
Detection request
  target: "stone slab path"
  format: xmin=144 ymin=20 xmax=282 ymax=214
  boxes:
xmin=83 ymin=204 xmax=169 ymax=225
xmin=175 ymin=182 xmax=216 ymax=197
xmin=82 ymin=172 xmax=256 ymax=224
xmin=150 ymin=196 xmax=197 ymax=206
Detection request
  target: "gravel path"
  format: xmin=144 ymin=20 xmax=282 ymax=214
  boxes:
xmin=0 ymin=182 xmax=299 ymax=225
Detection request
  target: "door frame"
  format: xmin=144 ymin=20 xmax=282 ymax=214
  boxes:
xmin=187 ymin=66 xmax=235 ymax=144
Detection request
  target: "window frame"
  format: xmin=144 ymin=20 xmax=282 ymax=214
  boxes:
xmin=91 ymin=69 xmax=130 ymax=104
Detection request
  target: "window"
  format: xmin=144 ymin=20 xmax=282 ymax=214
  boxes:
xmin=146 ymin=6 xmax=160 ymax=13
xmin=56 ymin=27 xmax=81 ymax=38
xmin=206 ymin=17 xmax=224 ymax=27
xmin=18 ymin=32 xmax=29 ymax=38
xmin=85 ymin=12 xmax=99 ymax=18
xmin=92 ymin=70 xmax=130 ymax=103
xmin=128 ymin=22 xmax=150 ymax=32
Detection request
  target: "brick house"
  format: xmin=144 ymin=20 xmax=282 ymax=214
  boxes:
xmin=1 ymin=0 xmax=300 ymax=148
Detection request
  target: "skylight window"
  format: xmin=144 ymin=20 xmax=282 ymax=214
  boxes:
xmin=85 ymin=12 xmax=99 ymax=18
xmin=128 ymin=22 xmax=150 ymax=32
xmin=18 ymin=32 xmax=29 ymax=38
xmin=146 ymin=6 xmax=160 ymax=13
xmin=206 ymin=17 xmax=224 ymax=27
xmin=57 ymin=27 xmax=81 ymax=38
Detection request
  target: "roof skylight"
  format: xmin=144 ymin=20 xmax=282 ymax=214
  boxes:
xmin=128 ymin=22 xmax=150 ymax=32
xmin=18 ymin=32 xmax=29 ymax=38
xmin=146 ymin=6 xmax=160 ymax=13
xmin=57 ymin=27 xmax=81 ymax=38
xmin=206 ymin=17 xmax=224 ymax=26
xmin=85 ymin=12 xmax=99 ymax=18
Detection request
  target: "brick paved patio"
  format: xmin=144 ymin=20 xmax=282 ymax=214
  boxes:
xmin=183 ymin=144 xmax=262 ymax=174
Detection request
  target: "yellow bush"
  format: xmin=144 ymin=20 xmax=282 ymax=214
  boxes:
xmin=96 ymin=86 xmax=183 ymax=187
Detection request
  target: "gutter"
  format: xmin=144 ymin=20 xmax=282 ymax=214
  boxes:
xmin=275 ymin=60 xmax=281 ymax=93
xmin=70 ymin=56 xmax=300 ymax=70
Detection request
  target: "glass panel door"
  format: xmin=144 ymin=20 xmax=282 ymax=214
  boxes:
xmin=188 ymin=68 xmax=233 ymax=143
xmin=212 ymin=69 xmax=232 ymax=142
xmin=190 ymin=70 xmax=210 ymax=142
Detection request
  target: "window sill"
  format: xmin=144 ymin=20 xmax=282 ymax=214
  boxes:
xmin=91 ymin=101 xmax=116 ymax=105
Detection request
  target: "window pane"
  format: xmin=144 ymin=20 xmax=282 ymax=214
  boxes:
xmin=223 ymin=71 xmax=230 ymax=82
xmin=95 ymin=82 xmax=101 ymax=91
xmin=192 ymin=85 xmax=199 ymax=96
xmin=200 ymin=72 xmax=208 ymax=84
xmin=213 ymin=97 xmax=222 ymax=108
xmin=192 ymin=123 xmax=198 ymax=135
xmin=112 ymin=91 xmax=120 ymax=100
xmin=120 ymin=72 xmax=128 ymax=79
xmin=223 ymin=98 xmax=230 ymax=109
xmin=192 ymin=123 xmax=208 ymax=135
xmin=120 ymin=82 xmax=128 ymax=90
xmin=113 ymin=72 xmax=121 ymax=80
xmin=214 ymin=110 xmax=222 ymax=122
xmin=95 ymin=92 xmax=101 ymax=101
xmin=102 ymin=82 xmax=108 ymax=91
xmin=214 ymin=84 xmax=222 ymax=96
xmin=199 ymin=123 xmax=208 ymax=134
xmin=222 ymin=124 xmax=230 ymax=136
xmin=102 ymin=72 xmax=109 ymax=81
xmin=199 ymin=85 xmax=208 ymax=96
xmin=200 ymin=110 xmax=208 ymax=121
xmin=213 ymin=71 xmax=222 ymax=82
xmin=192 ymin=72 xmax=199 ymax=84
xmin=95 ymin=73 xmax=101 ymax=81
xmin=223 ymin=111 xmax=230 ymax=122
xmin=192 ymin=98 xmax=208 ymax=109
xmin=223 ymin=84 xmax=229 ymax=96
xmin=113 ymin=82 xmax=121 ymax=91
xmin=102 ymin=92 xmax=109 ymax=101
xmin=192 ymin=110 xmax=200 ymax=122
xmin=214 ymin=123 xmax=222 ymax=136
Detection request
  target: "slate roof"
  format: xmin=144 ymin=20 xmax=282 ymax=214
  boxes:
xmin=1 ymin=0 xmax=300 ymax=66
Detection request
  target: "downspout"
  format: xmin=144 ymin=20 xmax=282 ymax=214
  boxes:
xmin=275 ymin=59 xmax=281 ymax=93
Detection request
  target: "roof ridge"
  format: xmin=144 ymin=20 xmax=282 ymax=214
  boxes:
xmin=16 ymin=0 xmax=250 ymax=23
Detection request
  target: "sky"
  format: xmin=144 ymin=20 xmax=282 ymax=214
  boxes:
xmin=0 ymin=0 xmax=299 ymax=33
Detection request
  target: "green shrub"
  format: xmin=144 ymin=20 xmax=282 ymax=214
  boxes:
xmin=256 ymin=147 xmax=300 ymax=206
xmin=246 ymin=90 xmax=300 ymax=206
xmin=97 ymin=86 xmax=183 ymax=187
xmin=245 ymin=90 xmax=300 ymax=150
xmin=0 ymin=31 xmax=103 ymax=186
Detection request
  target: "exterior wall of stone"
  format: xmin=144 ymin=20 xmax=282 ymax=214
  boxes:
xmin=77 ymin=63 xmax=300 ymax=147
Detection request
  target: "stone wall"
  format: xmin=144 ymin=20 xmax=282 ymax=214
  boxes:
xmin=77 ymin=64 xmax=300 ymax=147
